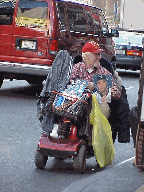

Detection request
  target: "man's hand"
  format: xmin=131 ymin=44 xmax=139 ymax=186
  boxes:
xmin=87 ymin=82 xmax=95 ymax=92
xmin=101 ymin=95 xmax=110 ymax=103
xmin=111 ymin=86 xmax=118 ymax=95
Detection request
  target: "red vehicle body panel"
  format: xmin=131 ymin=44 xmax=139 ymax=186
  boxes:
xmin=0 ymin=25 xmax=13 ymax=61
xmin=0 ymin=0 xmax=117 ymax=85
xmin=38 ymin=135 xmax=83 ymax=152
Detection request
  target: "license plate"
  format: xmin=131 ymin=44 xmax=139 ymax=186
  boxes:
xmin=21 ymin=40 xmax=36 ymax=50
xmin=116 ymin=50 xmax=125 ymax=54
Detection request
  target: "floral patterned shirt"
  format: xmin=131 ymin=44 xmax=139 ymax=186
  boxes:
xmin=70 ymin=62 xmax=121 ymax=99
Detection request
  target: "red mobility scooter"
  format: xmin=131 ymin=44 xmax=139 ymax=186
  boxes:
xmin=35 ymin=80 xmax=94 ymax=173
xmin=34 ymin=50 xmax=129 ymax=172
xmin=35 ymin=50 xmax=94 ymax=173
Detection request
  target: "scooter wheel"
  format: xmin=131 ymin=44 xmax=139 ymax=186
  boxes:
xmin=35 ymin=148 xmax=48 ymax=169
xmin=73 ymin=144 xmax=86 ymax=173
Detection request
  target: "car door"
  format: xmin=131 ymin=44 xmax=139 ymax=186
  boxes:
xmin=0 ymin=1 xmax=15 ymax=61
xmin=11 ymin=0 xmax=49 ymax=65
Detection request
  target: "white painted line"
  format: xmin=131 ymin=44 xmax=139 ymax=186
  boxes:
xmin=116 ymin=69 xmax=140 ymax=73
xmin=115 ymin=156 xmax=135 ymax=166
xmin=125 ymin=87 xmax=134 ymax=90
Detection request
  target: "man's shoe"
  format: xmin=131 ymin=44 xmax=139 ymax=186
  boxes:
xmin=133 ymin=159 xmax=136 ymax=166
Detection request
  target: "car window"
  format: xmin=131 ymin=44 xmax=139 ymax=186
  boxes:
xmin=57 ymin=2 xmax=95 ymax=33
xmin=99 ymin=10 xmax=108 ymax=35
xmin=56 ymin=2 xmax=66 ymax=30
xmin=15 ymin=0 xmax=48 ymax=29
xmin=90 ymin=8 xmax=101 ymax=36
xmin=85 ymin=7 xmax=94 ymax=33
xmin=0 ymin=1 xmax=15 ymax=25
xmin=116 ymin=44 xmax=128 ymax=49
xmin=125 ymin=34 xmax=143 ymax=46
xmin=113 ymin=32 xmax=144 ymax=47
xmin=56 ymin=2 xmax=101 ymax=34
xmin=66 ymin=3 xmax=88 ymax=33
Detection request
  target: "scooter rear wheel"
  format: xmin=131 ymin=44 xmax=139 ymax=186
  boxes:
xmin=35 ymin=148 xmax=48 ymax=169
xmin=73 ymin=144 xmax=86 ymax=173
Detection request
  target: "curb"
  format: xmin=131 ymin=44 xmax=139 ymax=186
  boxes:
xmin=136 ymin=185 xmax=144 ymax=192
xmin=62 ymin=159 xmax=144 ymax=192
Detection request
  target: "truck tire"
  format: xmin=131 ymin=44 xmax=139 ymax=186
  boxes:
xmin=27 ymin=78 xmax=44 ymax=85
xmin=0 ymin=77 xmax=4 ymax=88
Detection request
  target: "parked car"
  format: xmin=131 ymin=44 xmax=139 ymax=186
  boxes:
xmin=113 ymin=31 xmax=144 ymax=70
xmin=115 ymin=42 xmax=143 ymax=70
xmin=0 ymin=0 xmax=118 ymax=88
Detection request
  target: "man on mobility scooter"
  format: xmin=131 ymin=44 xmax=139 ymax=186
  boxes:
xmin=72 ymin=42 xmax=130 ymax=144
xmin=35 ymin=42 xmax=130 ymax=172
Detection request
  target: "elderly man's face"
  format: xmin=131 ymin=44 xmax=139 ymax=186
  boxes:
xmin=84 ymin=53 xmax=100 ymax=69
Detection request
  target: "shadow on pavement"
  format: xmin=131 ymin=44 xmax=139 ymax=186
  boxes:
xmin=0 ymin=84 xmax=43 ymax=99
xmin=35 ymin=157 xmax=105 ymax=176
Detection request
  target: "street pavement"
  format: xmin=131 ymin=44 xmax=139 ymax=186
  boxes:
xmin=63 ymin=158 xmax=144 ymax=192
xmin=62 ymin=71 xmax=144 ymax=192
xmin=0 ymin=74 xmax=143 ymax=192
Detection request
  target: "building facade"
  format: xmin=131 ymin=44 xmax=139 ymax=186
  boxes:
xmin=92 ymin=0 xmax=122 ymax=28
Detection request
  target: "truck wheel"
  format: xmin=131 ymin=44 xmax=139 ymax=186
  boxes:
xmin=55 ymin=157 xmax=64 ymax=161
xmin=35 ymin=148 xmax=48 ymax=169
xmin=27 ymin=78 xmax=44 ymax=85
xmin=73 ymin=145 xmax=86 ymax=173
xmin=0 ymin=77 xmax=4 ymax=88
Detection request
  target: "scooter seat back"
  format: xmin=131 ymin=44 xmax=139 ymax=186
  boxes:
xmin=41 ymin=50 xmax=73 ymax=96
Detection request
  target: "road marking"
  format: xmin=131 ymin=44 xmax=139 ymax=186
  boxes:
xmin=115 ymin=156 xmax=135 ymax=166
xmin=125 ymin=87 xmax=134 ymax=90
xmin=117 ymin=69 xmax=140 ymax=73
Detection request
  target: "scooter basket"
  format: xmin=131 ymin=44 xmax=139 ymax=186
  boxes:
xmin=52 ymin=92 xmax=88 ymax=122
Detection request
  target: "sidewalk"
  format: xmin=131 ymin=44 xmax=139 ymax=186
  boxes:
xmin=63 ymin=159 xmax=144 ymax=192
xmin=137 ymin=185 xmax=144 ymax=192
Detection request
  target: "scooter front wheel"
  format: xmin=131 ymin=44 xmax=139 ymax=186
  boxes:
xmin=73 ymin=144 xmax=86 ymax=173
xmin=35 ymin=148 xmax=48 ymax=169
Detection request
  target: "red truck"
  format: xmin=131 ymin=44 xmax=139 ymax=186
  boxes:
xmin=0 ymin=0 xmax=118 ymax=88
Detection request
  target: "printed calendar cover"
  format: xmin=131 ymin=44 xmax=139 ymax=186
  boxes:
xmin=93 ymin=74 xmax=112 ymax=103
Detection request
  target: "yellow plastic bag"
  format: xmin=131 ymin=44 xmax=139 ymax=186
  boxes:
xmin=89 ymin=94 xmax=115 ymax=168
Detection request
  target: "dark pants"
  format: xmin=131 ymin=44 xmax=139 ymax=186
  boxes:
xmin=129 ymin=106 xmax=138 ymax=147
xmin=109 ymin=86 xmax=130 ymax=143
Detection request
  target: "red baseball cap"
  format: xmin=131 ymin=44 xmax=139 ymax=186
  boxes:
xmin=82 ymin=41 xmax=104 ymax=54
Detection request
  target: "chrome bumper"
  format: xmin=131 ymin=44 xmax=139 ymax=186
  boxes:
xmin=0 ymin=61 xmax=51 ymax=76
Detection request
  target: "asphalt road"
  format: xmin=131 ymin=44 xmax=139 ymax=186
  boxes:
xmin=0 ymin=71 xmax=142 ymax=192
